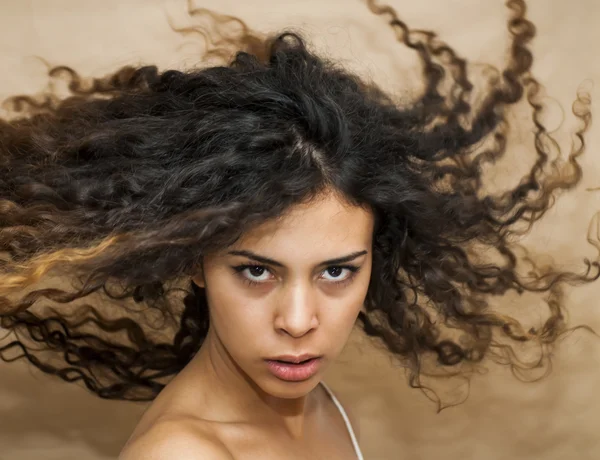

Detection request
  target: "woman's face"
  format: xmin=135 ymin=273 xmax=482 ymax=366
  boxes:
xmin=193 ymin=191 xmax=374 ymax=397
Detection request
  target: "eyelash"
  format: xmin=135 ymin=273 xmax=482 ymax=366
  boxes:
xmin=231 ymin=264 xmax=361 ymax=288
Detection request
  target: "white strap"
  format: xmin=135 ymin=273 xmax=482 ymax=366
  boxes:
xmin=320 ymin=381 xmax=364 ymax=460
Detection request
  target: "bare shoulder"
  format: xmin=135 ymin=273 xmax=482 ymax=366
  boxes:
xmin=119 ymin=417 xmax=234 ymax=460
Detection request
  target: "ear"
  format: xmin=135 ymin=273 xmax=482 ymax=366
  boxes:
xmin=192 ymin=275 xmax=205 ymax=288
xmin=192 ymin=260 xmax=206 ymax=288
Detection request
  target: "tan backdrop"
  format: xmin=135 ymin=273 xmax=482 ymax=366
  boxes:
xmin=1 ymin=1 xmax=599 ymax=459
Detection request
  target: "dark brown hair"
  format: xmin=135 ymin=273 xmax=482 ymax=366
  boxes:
xmin=0 ymin=0 xmax=597 ymax=410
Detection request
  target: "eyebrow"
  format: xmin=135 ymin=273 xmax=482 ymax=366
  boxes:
xmin=227 ymin=249 xmax=368 ymax=268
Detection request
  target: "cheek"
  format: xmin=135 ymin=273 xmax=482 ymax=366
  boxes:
xmin=325 ymin=278 xmax=371 ymax=329
xmin=333 ymin=298 xmax=365 ymax=330
xmin=204 ymin=283 xmax=268 ymax=346
xmin=348 ymin=267 xmax=371 ymax=311
xmin=207 ymin=289 xmax=252 ymax=326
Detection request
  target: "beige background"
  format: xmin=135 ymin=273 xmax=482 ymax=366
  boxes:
xmin=1 ymin=0 xmax=600 ymax=459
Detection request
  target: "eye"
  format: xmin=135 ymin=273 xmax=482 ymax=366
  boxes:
xmin=236 ymin=265 xmax=272 ymax=285
xmin=230 ymin=264 xmax=273 ymax=287
xmin=231 ymin=264 xmax=360 ymax=287
xmin=321 ymin=266 xmax=360 ymax=284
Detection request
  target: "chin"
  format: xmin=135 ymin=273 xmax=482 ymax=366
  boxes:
xmin=260 ymin=374 xmax=322 ymax=398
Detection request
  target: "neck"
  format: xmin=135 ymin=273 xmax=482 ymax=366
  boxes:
xmin=185 ymin=327 xmax=320 ymax=439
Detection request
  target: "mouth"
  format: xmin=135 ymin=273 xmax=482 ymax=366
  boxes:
xmin=273 ymin=358 xmax=314 ymax=364
xmin=264 ymin=356 xmax=323 ymax=382
xmin=267 ymin=354 xmax=321 ymax=364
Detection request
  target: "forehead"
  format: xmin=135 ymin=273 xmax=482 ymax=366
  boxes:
xmin=229 ymin=193 xmax=374 ymax=259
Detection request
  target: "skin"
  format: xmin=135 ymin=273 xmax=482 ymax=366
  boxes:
xmin=120 ymin=188 xmax=374 ymax=459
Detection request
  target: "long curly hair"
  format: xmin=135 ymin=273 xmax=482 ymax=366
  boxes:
xmin=0 ymin=0 xmax=597 ymax=409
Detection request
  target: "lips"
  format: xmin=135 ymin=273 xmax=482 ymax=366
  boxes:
xmin=267 ymin=354 xmax=320 ymax=364
xmin=265 ymin=357 xmax=322 ymax=382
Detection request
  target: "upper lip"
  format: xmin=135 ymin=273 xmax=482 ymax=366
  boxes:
xmin=267 ymin=354 xmax=320 ymax=363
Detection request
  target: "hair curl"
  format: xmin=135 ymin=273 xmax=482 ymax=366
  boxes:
xmin=0 ymin=0 xmax=598 ymax=410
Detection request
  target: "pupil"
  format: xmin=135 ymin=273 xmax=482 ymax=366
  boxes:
xmin=328 ymin=267 xmax=342 ymax=277
xmin=249 ymin=266 xmax=264 ymax=276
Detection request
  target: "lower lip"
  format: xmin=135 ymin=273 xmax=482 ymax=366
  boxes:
xmin=265 ymin=358 xmax=322 ymax=382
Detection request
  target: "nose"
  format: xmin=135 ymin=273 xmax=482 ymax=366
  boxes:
xmin=273 ymin=280 xmax=319 ymax=338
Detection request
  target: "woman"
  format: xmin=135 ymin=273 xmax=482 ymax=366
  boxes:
xmin=0 ymin=0 xmax=597 ymax=458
